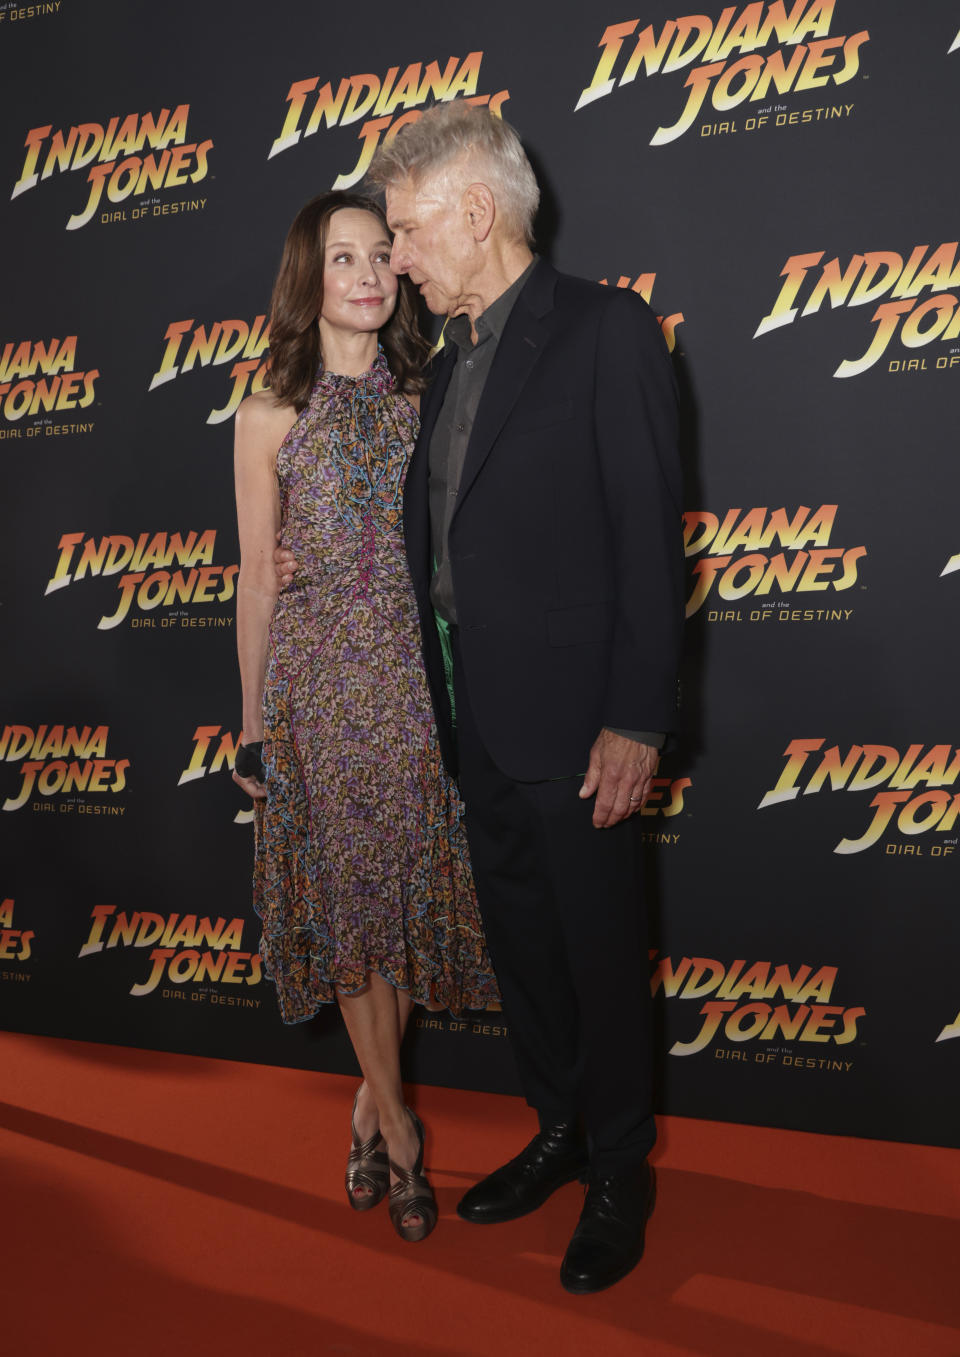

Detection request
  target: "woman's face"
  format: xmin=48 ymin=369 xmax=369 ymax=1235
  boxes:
xmin=318 ymin=207 xmax=399 ymax=340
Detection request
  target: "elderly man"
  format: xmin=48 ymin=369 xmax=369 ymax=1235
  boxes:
xmin=277 ymin=102 xmax=683 ymax=1292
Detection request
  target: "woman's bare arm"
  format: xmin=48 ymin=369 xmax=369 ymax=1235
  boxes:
xmin=233 ymin=392 xmax=297 ymax=797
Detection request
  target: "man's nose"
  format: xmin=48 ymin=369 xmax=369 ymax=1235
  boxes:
xmin=390 ymin=240 xmax=407 ymax=275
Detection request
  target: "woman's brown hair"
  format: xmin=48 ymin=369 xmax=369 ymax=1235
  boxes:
xmin=265 ymin=191 xmax=430 ymax=410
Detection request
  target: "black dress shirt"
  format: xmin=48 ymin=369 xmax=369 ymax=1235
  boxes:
xmin=428 ymin=260 xmax=535 ymax=624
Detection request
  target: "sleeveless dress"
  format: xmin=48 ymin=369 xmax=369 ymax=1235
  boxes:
xmin=253 ymin=351 xmax=498 ymax=1023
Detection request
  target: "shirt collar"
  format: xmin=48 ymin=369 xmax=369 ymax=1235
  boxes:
xmin=446 ymin=255 xmax=538 ymax=353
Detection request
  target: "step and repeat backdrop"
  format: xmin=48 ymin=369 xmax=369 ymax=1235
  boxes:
xmin=1 ymin=0 xmax=957 ymax=1146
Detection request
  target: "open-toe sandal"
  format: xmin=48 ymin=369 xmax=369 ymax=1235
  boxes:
xmin=388 ymin=1109 xmax=437 ymax=1243
xmin=345 ymin=1087 xmax=389 ymax=1212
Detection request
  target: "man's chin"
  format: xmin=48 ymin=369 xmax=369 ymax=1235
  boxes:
xmin=419 ymin=283 xmax=451 ymax=316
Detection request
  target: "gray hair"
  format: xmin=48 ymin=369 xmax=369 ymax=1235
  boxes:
xmin=367 ymin=102 xmax=540 ymax=246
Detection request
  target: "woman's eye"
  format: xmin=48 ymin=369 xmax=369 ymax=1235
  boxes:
xmin=333 ymin=253 xmax=351 ymax=264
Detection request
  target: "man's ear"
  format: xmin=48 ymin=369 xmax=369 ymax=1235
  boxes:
xmin=465 ymin=182 xmax=495 ymax=242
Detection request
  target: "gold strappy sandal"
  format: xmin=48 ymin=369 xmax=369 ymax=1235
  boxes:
xmin=345 ymin=1087 xmax=389 ymax=1212
xmin=388 ymin=1109 xmax=437 ymax=1243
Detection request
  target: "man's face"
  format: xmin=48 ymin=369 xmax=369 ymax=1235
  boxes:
xmin=386 ymin=172 xmax=477 ymax=317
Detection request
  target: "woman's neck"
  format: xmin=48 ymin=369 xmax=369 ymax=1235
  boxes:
xmin=318 ymin=324 xmax=379 ymax=377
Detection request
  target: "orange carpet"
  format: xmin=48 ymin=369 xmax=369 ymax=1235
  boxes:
xmin=2 ymin=1031 xmax=958 ymax=1357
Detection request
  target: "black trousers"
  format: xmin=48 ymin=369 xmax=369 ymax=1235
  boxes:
xmin=451 ymin=632 xmax=655 ymax=1171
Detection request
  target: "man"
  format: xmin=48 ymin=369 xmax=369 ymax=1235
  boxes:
xmin=372 ymin=102 xmax=683 ymax=1295
xmin=281 ymin=102 xmax=684 ymax=1293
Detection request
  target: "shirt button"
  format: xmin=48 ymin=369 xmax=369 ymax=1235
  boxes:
xmin=465 ymin=359 xmax=474 ymax=369
xmin=457 ymin=423 xmax=465 ymax=432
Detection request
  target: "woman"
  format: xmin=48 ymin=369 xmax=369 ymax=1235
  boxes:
xmin=232 ymin=191 xmax=497 ymax=1243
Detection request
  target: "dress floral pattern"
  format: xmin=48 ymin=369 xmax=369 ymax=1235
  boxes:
xmin=254 ymin=351 xmax=497 ymax=1023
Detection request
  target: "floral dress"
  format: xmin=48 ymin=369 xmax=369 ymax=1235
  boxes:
xmin=254 ymin=351 xmax=498 ymax=1022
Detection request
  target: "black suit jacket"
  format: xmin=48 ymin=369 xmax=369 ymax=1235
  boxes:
xmin=404 ymin=259 xmax=684 ymax=782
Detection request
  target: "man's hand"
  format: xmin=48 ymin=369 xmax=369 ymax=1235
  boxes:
xmin=274 ymin=530 xmax=298 ymax=588
xmin=579 ymin=730 xmax=659 ymax=829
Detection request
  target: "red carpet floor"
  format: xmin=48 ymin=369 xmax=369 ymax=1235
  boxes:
xmin=2 ymin=1031 xmax=958 ymax=1357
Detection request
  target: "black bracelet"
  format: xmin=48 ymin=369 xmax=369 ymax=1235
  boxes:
xmin=235 ymin=741 xmax=265 ymax=782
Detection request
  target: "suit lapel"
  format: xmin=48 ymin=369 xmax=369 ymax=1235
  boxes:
xmin=417 ymin=344 xmax=456 ymax=451
xmin=404 ymin=346 xmax=455 ymax=587
xmin=454 ymin=261 xmax=558 ymax=512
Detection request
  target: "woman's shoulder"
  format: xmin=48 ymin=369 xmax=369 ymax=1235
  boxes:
xmin=236 ymin=388 xmax=298 ymax=437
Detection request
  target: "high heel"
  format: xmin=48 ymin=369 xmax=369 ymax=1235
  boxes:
xmin=388 ymin=1109 xmax=437 ymax=1243
xmin=345 ymin=1087 xmax=389 ymax=1211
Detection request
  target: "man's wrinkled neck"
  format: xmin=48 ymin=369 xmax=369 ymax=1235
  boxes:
xmin=452 ymin=241 xmax=535 ymax=342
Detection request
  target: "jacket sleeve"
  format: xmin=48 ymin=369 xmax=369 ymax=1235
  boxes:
xmin=593 ymin=288 xmax=685 ymax=734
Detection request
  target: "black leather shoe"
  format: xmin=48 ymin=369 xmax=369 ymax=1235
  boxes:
xmin=457 ymin=1121 xmax=589 ymax=1224
xmin=560 ymin=1161 xmax=656 ymax=1294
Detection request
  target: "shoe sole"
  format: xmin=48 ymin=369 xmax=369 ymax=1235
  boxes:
xmin=456 ymin=1164 xmax=589 ymax=1225
xmin=559 ymin=1166 xmax=658 ymax=1295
